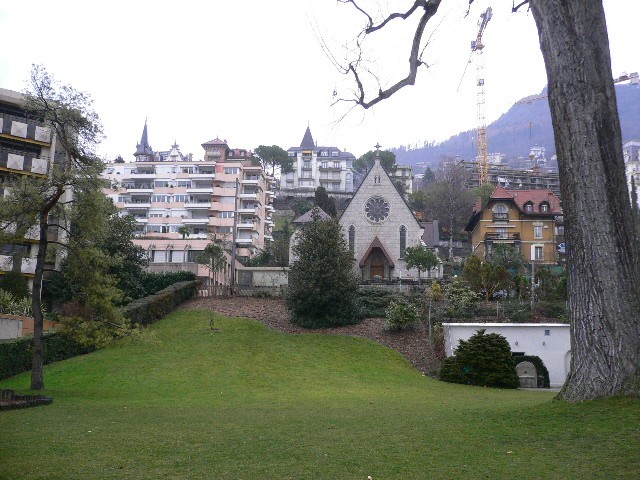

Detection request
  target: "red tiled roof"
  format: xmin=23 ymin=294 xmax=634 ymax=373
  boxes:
xmin=490 ymin=185 xmax=562 ymax=214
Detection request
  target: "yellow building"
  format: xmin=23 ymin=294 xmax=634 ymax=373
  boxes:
xmin=465 ymin=185 xmax=562 ymax=265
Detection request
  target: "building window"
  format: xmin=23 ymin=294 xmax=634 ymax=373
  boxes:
xmin=556 ymin=225 xmax=565 ymax=236
xmin=333 ymin=161 xmax=340 ymax=169
xmin=399 ymin=226 xmax=407 ymax=258
xmin=223 ymin=167 xmax=240 ymax=174
xmin=492 ymin=204 xmax=508 ymax=221
xmin=217 ymin=211 xmax=235 ymax=218
xmin=348 ymin=225 xmax=355 ymax=253
xmin=540 ymin=202 xmax=550 ymax=212
xmin=524 ymin=202 xmax=534 ymax=213
xmin=320 ymin=150 xmax=329 ymax=157
xmin=331 ymin=150 xmax=339 ymax=157
xmin=322 ymin=161 xmax=328 ymax=169
xmin=533 ymin=245 xmax=544 ymax=261
xmin=495 ymin=227 xmax=508 ymax=239
xmin=534 ymin=225 xmax=543 ymax=239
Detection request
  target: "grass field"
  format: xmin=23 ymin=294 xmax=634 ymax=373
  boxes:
xmin=1 ymin=309 xmax=638 ymax=479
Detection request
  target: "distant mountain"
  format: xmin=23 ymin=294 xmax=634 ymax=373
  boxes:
xmin=392 ymin=83 xmax=640 ymax=169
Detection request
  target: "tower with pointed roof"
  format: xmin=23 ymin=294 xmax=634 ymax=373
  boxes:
xmin=282 ymin=125 xmax=356 ymax=196
xmin=134 ymin=120 xmax=154 ymax=162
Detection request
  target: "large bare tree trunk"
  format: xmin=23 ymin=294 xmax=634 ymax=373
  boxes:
xmin=530 ymin=0 xmax=640 ymax=400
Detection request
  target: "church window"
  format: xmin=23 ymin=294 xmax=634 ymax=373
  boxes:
xmin=399 ymin=226 xmax=407 ymax=258
xmin=365 ymin=196 xmax=390 ymax=222
xmin=349 ymin=226 xmax=355 ymax=253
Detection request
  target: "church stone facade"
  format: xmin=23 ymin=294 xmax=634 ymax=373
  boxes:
xmin=339 ymin=155 xmax=440 ymax=281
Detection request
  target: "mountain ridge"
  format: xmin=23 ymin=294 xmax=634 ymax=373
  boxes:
xmin=391 ymin=83 xmax=640 ymax=169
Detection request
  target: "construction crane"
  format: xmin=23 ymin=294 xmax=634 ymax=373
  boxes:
xmin=471 ymin=6 xmax=493 ymax=185
xmin=516 ymin=72 xmax=639 ymax=105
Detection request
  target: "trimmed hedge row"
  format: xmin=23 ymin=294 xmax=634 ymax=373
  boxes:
xmin=0 ymin=331 xmax=93 ymax=380
xmin=123 ymin=280 xmax=197 ymax=325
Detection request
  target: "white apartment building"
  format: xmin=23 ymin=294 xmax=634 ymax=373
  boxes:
xmin=281 ymin=126 xmax=356 ymax=195
xmin=102 ymin=126 xmax=274 ymax=287
xmin=0 ymin=88 xmax=69 ymax=290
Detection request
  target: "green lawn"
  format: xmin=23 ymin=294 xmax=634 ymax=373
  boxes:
xmin=1 ymin=309 xmax=638 ymax=479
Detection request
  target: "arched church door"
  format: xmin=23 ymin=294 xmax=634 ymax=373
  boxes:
xmin=370 ymin=255 xmax=385 ymax=279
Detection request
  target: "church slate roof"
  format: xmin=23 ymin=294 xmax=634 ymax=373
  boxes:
xmin=292 ymin=207 xmax=331 ymax=225
xmin=300 ymin=126 xmax=315 ymax=148
xmin=134 ymin=121 xmax=153 ymax=157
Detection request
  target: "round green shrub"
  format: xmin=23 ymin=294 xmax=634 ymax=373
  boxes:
xmin=384 ymin=300 xmax=419 ymax=331
xmin=439 ymin=329 xmax=519 ymax=388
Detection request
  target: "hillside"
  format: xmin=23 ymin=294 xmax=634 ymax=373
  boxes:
xmin=392 ymin=83 xmax=640 ymax=168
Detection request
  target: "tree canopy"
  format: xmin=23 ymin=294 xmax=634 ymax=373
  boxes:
xmin=254 ymin=145 xmax=293 ymax=176
xmin=353 ymin=150 xmax=397 ymax=174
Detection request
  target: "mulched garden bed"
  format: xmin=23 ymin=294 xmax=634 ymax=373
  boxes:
xmin=183 ymin=296 xmax=441 ymax=375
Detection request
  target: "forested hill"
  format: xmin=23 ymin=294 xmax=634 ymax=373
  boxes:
xmin=391 ymin=83 xmax=640 ymax=168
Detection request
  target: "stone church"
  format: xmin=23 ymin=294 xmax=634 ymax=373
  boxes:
xmin=339 ymin=152 xmax=441 ymax=281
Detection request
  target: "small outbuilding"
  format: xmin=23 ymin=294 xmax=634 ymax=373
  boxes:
xmin=443 ymin=322 xmax=570 ymax=387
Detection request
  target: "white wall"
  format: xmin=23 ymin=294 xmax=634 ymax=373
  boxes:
xmin=443 ymin=323 xmax=571 ymax=387
xmin=0 ymin=317 xmax=22 ymax=339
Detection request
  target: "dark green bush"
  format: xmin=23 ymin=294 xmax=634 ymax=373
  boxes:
xmin=0 ymin=271 xmax=30 ymax=299
xmin=535 ymin=300 xmax=567 ymax=320
xmin=357 ymin=287 xmax=399 ymax=317
xmin=140 ymin=271 xmax=197 ymax=297
xmin=0 ymin=332 xmax=93 ymax=380
xmin=512 ymin=355 xmax=550 ymax=388
xmin=124 ymin=280 xmax=197 ymax=325
xmin=503 ymin=301 xmax=533 ymax=323
xmin=439 ymin=329 xmax=519 ymax=388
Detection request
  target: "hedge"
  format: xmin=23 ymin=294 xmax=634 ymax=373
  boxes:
xmin=0 ymin=331 xmax=93 ymax=380
xmin=512 ymin=354 xmax=550 ymax=388
xmin=1 ymin=280 xmax=197 ymax=380
xmin=123 ymin=280 xmax=197 ymax=326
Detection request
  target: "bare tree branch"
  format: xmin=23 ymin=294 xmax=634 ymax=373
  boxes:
xmin=512 ymin=1 xmax=530 ymax=13
xmin=344 ymin=0 xmax=442 ymax=109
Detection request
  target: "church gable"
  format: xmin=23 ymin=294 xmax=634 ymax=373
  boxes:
xmin=339 ymin=154 xmax=427 ymax=280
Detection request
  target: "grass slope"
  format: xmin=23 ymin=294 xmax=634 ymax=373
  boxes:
xmin=1 ymin=309 xmax=638 ymax=479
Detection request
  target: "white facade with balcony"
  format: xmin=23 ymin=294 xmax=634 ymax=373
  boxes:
xmin=281 ymin=126 xmax=356 ymax=196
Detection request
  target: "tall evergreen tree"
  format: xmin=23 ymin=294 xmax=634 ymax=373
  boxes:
xmin=286 ymin=209 xmax=360 ymax=328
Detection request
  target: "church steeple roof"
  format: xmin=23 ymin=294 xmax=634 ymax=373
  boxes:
xmin=134 ymin=119 xmax=154 ymax=157
xmin=300 ymin=126 xmax=315 ymax=148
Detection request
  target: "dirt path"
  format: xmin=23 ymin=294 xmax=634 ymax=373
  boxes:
xmin=183 ymin=296 xmax=440 ymax=375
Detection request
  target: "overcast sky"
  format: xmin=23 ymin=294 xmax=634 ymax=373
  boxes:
xmin=0 ymin=0 xmax=636 ymax=162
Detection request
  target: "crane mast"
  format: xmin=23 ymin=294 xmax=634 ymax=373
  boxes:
xmin=471 ymin=7 xmax=492 ymax=185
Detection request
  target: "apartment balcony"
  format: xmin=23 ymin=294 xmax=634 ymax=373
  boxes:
xmin=182 ymin=217 xmax=209 ymax=225
xmin=264 ymin=234 xmax=274 ymax=241
xmin=238 ymin=192 xmax=258 ymax=201
xmin=492 ymin=213 xmax=509 ymax=222
xmin=237 ymin=221 xmax=258 ymax=231
xmin=265 ymin=205 xmax=275 ymax=212
xmin=124 ymin=201 xmax=151 ymax=209
xmin=184 ymin=202 xmax=211 ymax=209
xmin=186 ymin=187 xmax=214 ymax=194
xmin=0 ymin=255 xmax=36 ymax=275
xmin=125 ymin=186 xmax=154 ymax=193
xmin=484 ymin=232 xmax=521 ymax=242
xmin=126 ymin=173 xmax=155 ymax=179
xmin=319 ymin=177 xmax=342 ymax=183
xmin=131 ymin=216 xmax=149 ymax=223
xmin=265 ymin=219 xmax=275 ymax=227
xmin=189 ymin=173 xmax=216 ymax=179
xmin=1 ymin=150 xmax=50 ymax=176
xmin=236 ymin=238 xmax=254 ymax=245
xmin=301 ymin=164 xmax=312 ymax=171
xmin=0 ymin=113 xmax=51 ymax=144
xmin=237 ymin=206 xmax=258 ymax=215
xmin=319 ymin=165 xmax=342 ymax=171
